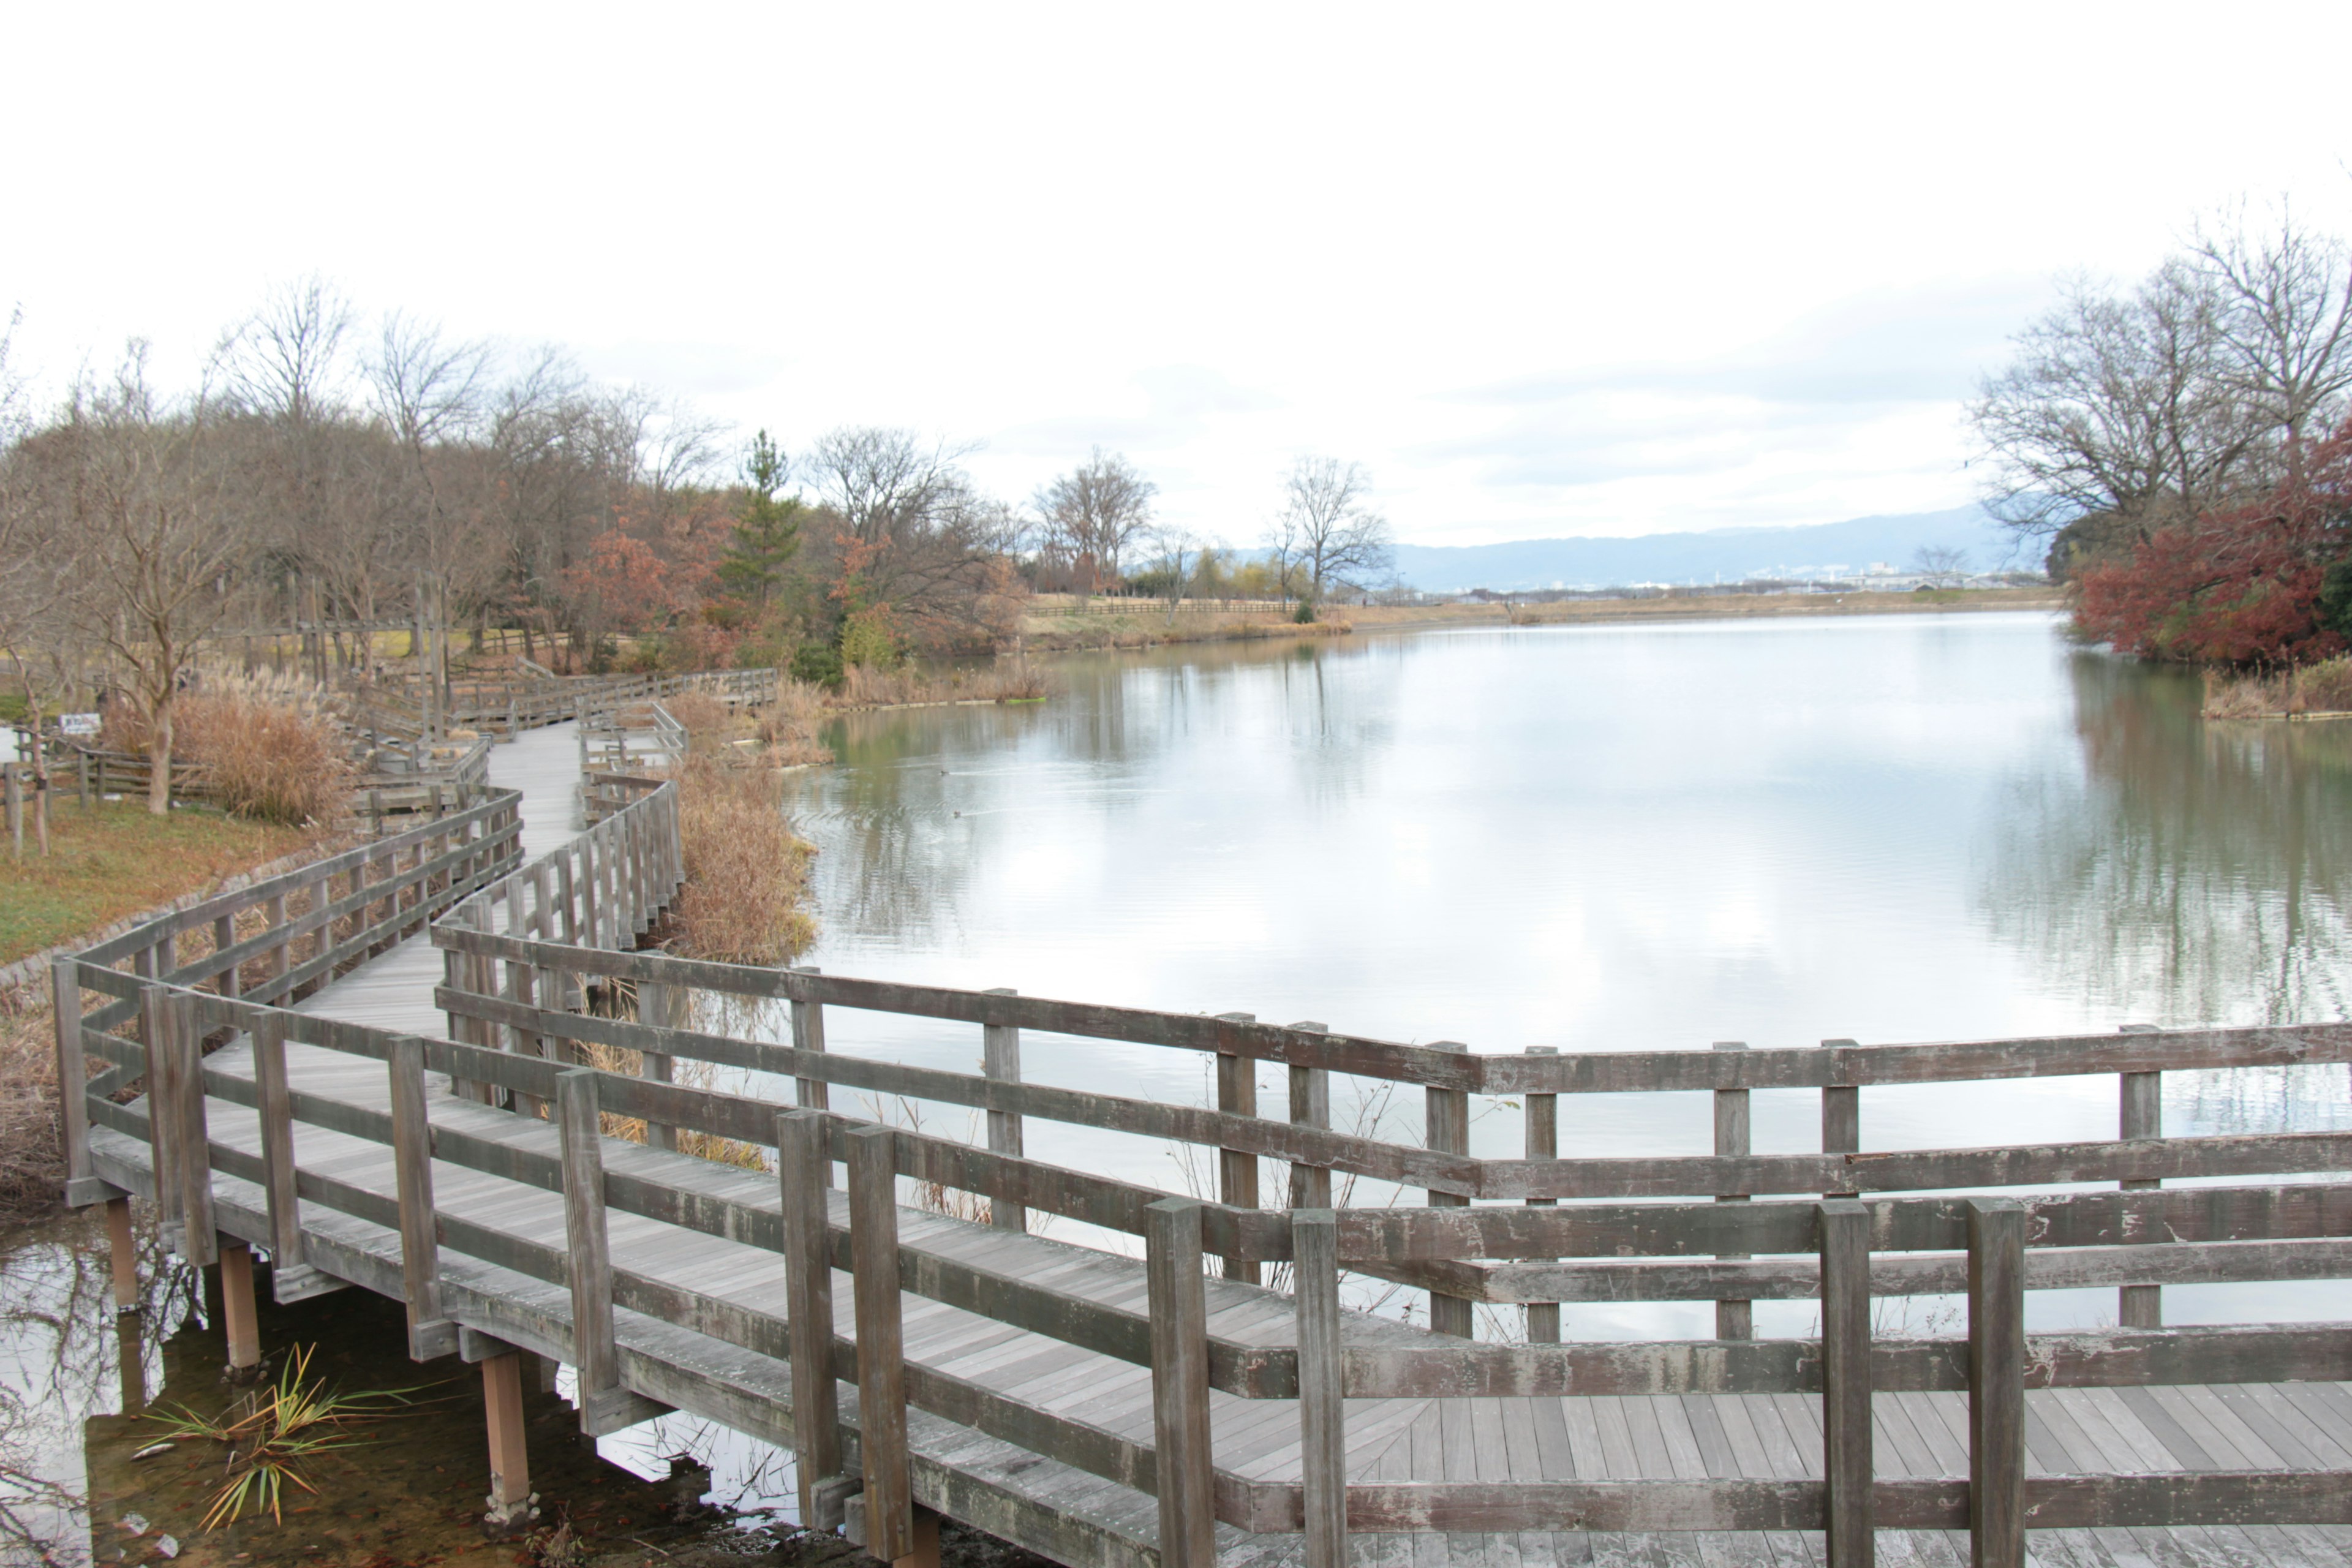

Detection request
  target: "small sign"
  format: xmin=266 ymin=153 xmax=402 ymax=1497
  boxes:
xmin=58 ymin=713 xmax=100 ymax=737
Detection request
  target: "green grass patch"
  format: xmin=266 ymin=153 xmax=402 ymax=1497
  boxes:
xmin=0 ymin=799 xmax=317 ymax=964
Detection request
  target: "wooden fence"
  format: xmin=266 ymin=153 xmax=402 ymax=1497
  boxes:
xmin=55 ymin=766 xmax=2352 ymax=1566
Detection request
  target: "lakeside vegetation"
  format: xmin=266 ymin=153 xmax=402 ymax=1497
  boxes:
xmin=1971 ymin=201 xmax=2352 ymax=671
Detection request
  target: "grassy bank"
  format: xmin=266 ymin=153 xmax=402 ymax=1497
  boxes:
xmin=0 ymin=801 xmax=322 ymax=967
xmin=0 ymin=807 xmax=331 ymax=1223
xmin=1020 ymin=606 xmax=1358 ymax=651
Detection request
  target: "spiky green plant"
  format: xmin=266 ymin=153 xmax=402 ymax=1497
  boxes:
xmin=146 ymin=1344 xmax=441 ymax=1526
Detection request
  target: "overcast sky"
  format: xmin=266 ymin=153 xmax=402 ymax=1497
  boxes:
xmin=6 ymin=3 xmax=2350 ymax=547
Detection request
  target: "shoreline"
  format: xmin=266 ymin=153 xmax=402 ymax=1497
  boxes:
xmin=1014 ymin=585 xmax=2064 ymax=654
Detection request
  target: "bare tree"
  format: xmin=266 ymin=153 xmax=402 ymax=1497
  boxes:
xmin=1147 ymin=524 xmax=1201 ymax=620
xmin=49 ymin=346 xmax=254 ymax=813
xmin=805 ymin=426 xmax=1014 ymax=639
xmin=2191 ymin=200 xmax=2352 ymax=482
xmin=1034 ymin=447 xmax=1156 ymax=595
xmin=1970 ymin=262 xmax=2262 ymax=542
xmin=1972 ymin=205 xmax=2352 ymax=551
xmin=1268 ymin=456 xmax=1394 ymax=606
xmin=1910 ymin=545 xmax=1970 ymax=586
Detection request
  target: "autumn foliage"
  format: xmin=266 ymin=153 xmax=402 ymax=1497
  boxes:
xmin=2075 ymin=419 xmax=2352 ymax=666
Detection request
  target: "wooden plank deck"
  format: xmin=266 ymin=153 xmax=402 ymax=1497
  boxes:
xmin=291 ymin=722 xmax=581 ymax=1039
xmin=91 ymin=718 xmax=2352 ymax=1568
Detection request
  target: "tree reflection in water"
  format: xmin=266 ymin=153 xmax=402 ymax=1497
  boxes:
xmin=1980 ymin=650 xmax=2352 ymax=1133
xmin=0 ymin=1207 xmax=187 ymax=1568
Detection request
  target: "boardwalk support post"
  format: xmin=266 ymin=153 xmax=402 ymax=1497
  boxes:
xmin=1819 ymin=1198 xmax=1873 ymax=1567
xmin=1146 ymin=1197 xmax=1215 ymax=1568
xmin=105 ymin=1196 xmax=139 ymax=1313
xmin=219 ymin=1241 xmax=263 ymax=1384
xmin=1294 ymin=1208 xmax=1345 ymax=1568
xmin=462 ymin=1330 xmax=539 ymax=1536
xmin=390 ymin=1036 xmax=458 ymax=1360
xmin=1968 ymin=1197 xmax=2026 ymax=1568
xmin=779 ymin=1110 xmax=844 ymax=1530
xmin=848 ymin=1125 xmax=914 ymax=1564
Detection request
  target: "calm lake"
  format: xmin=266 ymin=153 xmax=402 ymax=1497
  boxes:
xmin=782 ymin=610 xmax=2351 ymax=1336
xmin=7 ymin=608 xmax=2348 ymax=1562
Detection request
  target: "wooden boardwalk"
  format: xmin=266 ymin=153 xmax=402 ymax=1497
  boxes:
xmin=290 ymin=721 xmax=582 ymax=1041
xmin=51 ymin=722 xmax=2352 ymax=1568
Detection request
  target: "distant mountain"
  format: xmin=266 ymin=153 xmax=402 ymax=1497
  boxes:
xmin=1391 ymin=504 xmax=2030 ymax=594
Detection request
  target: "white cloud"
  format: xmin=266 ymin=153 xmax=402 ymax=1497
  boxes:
xmin=5 ymin=1 xmax=2348 ymax=547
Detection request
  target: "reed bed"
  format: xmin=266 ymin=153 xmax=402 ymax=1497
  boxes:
xmin=104 ymin=666 xmax=355 ymax=826
xmin=668 ymin=756 xmax=817 ymax=967
xmin=834 ymin=662 xmax=1052 ymax=708
xmin=2203 ymin=656 xmax=2352 ymax=718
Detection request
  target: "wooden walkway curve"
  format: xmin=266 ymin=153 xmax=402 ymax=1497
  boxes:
xmin=47 ymin=725 xmax=2352 ymax=1568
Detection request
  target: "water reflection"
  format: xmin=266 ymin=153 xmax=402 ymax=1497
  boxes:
xmin=1979 ymin=650 xmax=2352 ymax=1026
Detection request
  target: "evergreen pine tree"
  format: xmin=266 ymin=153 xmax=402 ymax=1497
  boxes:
xmin=718 ymin=430 xmax=803 ymax=606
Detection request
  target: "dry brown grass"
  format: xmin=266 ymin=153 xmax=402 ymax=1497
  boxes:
xmin=835 ymin=662 xmax=1054 ymax=708
xmin=668 ymin=755 xmax=817 ymax=966
xmin=2203 ymin=657 xmax=2352 ymax=718
xmin=756 ymin=677 xmax=836 ymax=765
xmin=0 ymin=993 xmax=62 ymax=1223
xmin=106 ymin=667 xmax=356 ymax=826
xmin=577 ymin=1035 xmax=770 ymax=1170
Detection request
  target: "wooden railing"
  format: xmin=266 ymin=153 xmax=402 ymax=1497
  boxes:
xmin=51 ymin=786 xmax=522 ymax=1223
xmin=53 ymin=766 xmax=2352 ymax=1565
xmin=363 ymin=667 xmax=777 ymax=740
xmin=580 ymin=701 xmax=687 ymax=776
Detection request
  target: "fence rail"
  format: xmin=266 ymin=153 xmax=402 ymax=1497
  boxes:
xmin=53 ymin=761 xmax=2352 ymax=1566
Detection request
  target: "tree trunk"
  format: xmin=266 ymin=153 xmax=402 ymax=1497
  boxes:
xmin=146 ymin=692 xmax=173 ymax=816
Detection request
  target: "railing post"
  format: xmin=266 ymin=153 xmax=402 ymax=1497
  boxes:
xmin=1819 ymin=1198 xmax=1873 ymax=1567
xmin=556 ymin=1066 xmax=627 ymax=1425
xmin=51 ymin=960 xmax=98 ymax=1207
xmin=1424 ymin=1041 xmax=1472 ymax=1338
xmin=790 ymin=968 xmax=832 ymax=1185
xmin=167 ymin=992 xmax=217 ymax=1267
xmin=578 ymin=832 xmax=601 ymax=949
xmin=1287 ymin=1021 xmax=1332 ymax=1210
xmin=1523 ymin=1045 xmax=1559 ymax=1343
xmin=1214 ymin=1012 xmax=1260 ymax=1283
xmin=251 ymin=1010 xmax=300 ymax=1269
xmin=389 ymin=1036 xmax=456 ymax=1359
xmin=1715 ymin=1040 xmax=1753 ymax=1340
xmin=2118 ymin=1024 xmax=2162 ymax=1329
xmin=213 ymin=914 xmax=238 ymax=998
xmin=1822 ymin=1044 xmax=1860 ymax=1200
xmin=639 ymin=980 xmax=676 ymax=1153
xmin=847 ymin=1125 xmax=913 ymax=1564
xmin=1145 ymin=1197 xmax=1215 ymax=1568
xmin=138 ymin=985 xmax=182 ymax=1248
xmin=982 ymin=988 xmax=1024 ymax=1232
xmin=778 ymin=1110 xmax=843 ymax=1529
xmin=1293 ymin=1208 xmax=1345 ymax=1568
xmin=1967 ymin=1197 xmax=2026 ymax=1568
